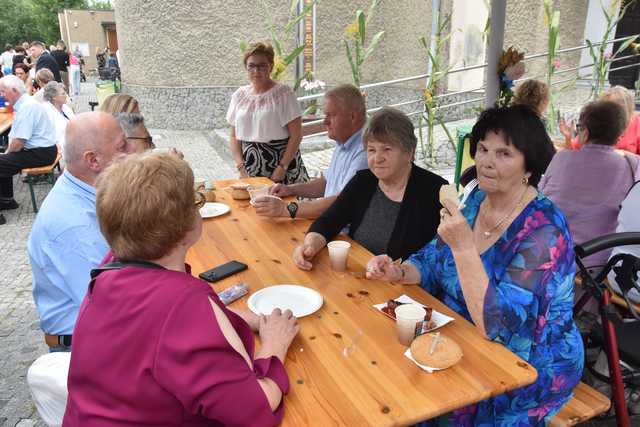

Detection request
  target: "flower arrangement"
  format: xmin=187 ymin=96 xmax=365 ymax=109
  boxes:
xmin=497 ymin=46 xmax=526 ymax=106
xmin=586 ymin=0 xmax=637 ymax=99
xmin=299 ymin=71 xmax=326 ymax=115
xmin=343 ymin=0 xmax=385 ymax=88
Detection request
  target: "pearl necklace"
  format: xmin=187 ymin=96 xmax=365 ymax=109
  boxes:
xmin=479 ymin=186 xmax=529 ymax=239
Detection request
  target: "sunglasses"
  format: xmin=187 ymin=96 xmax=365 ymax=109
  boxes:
xmin=195 ymin=191 xmax=206 ymax=209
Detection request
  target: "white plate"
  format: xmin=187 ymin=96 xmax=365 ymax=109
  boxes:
xmin=248 ymin=285 xmax=323 ymax=318
xmin=373 ymin=294 xmax=454 ymax=332
xmin=199 ymin=202 xmax=230 ymax=218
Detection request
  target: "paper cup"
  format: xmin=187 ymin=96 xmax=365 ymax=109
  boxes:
xmin=247 ymin=185 xmax=269 ymax=203
xmin=327 ymin=241 xmax=351 ymax=272
xmin=395 ymin=304 xmax=426 ymax=346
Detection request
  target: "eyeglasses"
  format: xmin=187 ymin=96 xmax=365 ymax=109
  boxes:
xmin=126 ymin=136 xmax=155 ymax=149
xmin=246 ymin=63 xmax=270 ymax=72
xmin=195 ymin=191 xmax=206 ymax=209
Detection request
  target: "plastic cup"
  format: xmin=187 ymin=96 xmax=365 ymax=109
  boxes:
xmin=247 ymin=185 xmax=269 ymax=203
xmin=327 ymin=241 xmax=351 ymax=272
xmin=395 ymin=304 xmax=426 ymax=346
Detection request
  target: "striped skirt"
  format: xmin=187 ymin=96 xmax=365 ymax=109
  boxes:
xmin=240 ymin=138 xmax=309 ymax=184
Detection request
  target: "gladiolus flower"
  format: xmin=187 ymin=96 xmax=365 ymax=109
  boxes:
xmin=552 ymin=58 xmax=561 ymax=70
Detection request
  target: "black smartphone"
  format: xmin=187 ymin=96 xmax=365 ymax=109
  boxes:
xmin=198 ymin=260 xmax=248 ymax=283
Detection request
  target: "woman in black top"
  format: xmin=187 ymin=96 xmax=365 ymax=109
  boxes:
xmin=293 ymin=107 xmax=447 ymax=269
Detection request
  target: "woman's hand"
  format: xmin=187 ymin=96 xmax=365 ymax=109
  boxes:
xmin=270 ymin=165 xmax=286 ymax=183
xmin=259 ymin=308 xmax=300 ymax=362
xmin=293 ymin=233 xmax=325 ymax=270
xmin=558 ymin=117 xmax=574 ymax=140
xmin=438 ymin=199 xmax=475 ymax=253
xmin=238 ymin=165 xmax=249 ymax=178
xmin=253 ymin=196 xmax=287 ymax=217
xmin=366 ymin=255 xmax=402 ymax=281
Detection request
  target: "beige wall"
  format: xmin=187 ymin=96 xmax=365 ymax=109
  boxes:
xmin=113 ymin=0 xmax=590 ymax=129
xmin=58 ymin=9 xmax=115 ymax=70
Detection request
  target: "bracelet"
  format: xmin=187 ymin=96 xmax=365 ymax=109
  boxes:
xmin=236 ymin=162 xmax=245 ymax=171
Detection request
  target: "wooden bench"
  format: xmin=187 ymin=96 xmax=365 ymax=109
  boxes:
xmin=21 ymin=149 xmax=62 ymax=213
xmin=549 ymin=382 xmax=611 ymax=426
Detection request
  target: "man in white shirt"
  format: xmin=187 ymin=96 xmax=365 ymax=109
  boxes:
xmin=253 ymin=84 xmax=368 ymax=219
xmin=1 ymin=45 xmax=15 ymax=76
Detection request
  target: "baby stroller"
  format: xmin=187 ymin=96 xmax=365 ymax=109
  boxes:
xmin=574 ymin=232 xmax=640 ymax=427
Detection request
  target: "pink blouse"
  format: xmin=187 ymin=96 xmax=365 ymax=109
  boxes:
xmin=63 ymin=265 xmax=288 ymax=427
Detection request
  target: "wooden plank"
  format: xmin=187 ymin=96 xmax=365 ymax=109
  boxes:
xmin=549 ymin=382 xmax=611 ymax=427
xmin=187 ymin=177 xmax=538 ymax=426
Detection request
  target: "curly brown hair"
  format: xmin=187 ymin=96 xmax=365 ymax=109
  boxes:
xmin=512 ymin=79 xmax=550 ymax=115
xmin=243 ymin=41 xmax=275 ymax=66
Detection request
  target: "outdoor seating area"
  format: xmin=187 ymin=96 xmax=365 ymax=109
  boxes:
xmin=3 ymin=1 xmax=640 ymax=426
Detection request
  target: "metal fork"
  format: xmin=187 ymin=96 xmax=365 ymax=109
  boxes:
xmin=459 ymin=178 xmax=478 ymax=210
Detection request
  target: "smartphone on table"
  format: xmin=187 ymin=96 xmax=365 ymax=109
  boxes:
xmin=199 ymin=260 xmax=248 ymax=283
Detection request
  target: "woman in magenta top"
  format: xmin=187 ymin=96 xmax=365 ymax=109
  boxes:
xmin=63 ymin=152 xmax=299 ymax=427
xmin=560 ymin=85 xmax=640 ymax=154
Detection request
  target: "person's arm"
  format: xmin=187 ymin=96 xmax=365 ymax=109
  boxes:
xmin=6 ymin=138 xmax=26 ymax=153
xmin=229 ymin=126 xmax=248 ymax=178
xmin=271 ymin=116 xmax=302 ymax=182
xmin=253 ymin=194 xmax=336 ymax=219
xmin=270 ymin=176 xmax=327 ymax=198
xmin=292 ymin=232 xmax=327 ymax=270
xmin=229 ymin=308 xmax=260 ymax=331
xmin=154 ymin=293 xmax=297 ymax=424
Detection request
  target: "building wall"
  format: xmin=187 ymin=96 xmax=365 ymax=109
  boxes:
xmin=58 ymin=9 xmax=115 ymax=70
xmin=114 ymin=0 xmax=589 ymax=130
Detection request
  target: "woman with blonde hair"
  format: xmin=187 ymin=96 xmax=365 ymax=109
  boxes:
xmin=512 ymin=79 xmax=550 ymax=116
xmin=64 ymin=152 xmax=299 ymax=426
xmin=226 ymin=41 xmax=308 ymax=184
xmin=560 ymin=85 xmax=640 ymax=154
xmin=99 ymin=93 xmax=140 ymax=114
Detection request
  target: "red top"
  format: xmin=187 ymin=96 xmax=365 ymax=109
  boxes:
xmin=62 ymin=265 xmax=288 ymax=427
xmin=571 ymin=114 xmax=640 ymax=154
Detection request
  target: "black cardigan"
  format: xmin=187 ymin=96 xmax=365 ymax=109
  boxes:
xmin=309 ymin=164 xmax=447 ymax=260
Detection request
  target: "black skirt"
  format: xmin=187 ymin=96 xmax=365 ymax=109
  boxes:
xmin=240 ymin=138 xmax=309 ymax=184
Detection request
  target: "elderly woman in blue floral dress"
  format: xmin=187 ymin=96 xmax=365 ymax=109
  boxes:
xmin=367 ymin=105 xmax=583 ymax=426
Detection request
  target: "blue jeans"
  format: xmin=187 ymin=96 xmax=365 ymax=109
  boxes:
xmin=49 ymin=345 xmax=71 ymax=353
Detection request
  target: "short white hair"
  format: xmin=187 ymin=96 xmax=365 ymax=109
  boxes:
xmin=0 ymin=75 xmax=26 ymax=95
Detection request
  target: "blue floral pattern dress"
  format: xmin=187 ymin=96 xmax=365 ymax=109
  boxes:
xmin=408 ymin=188 xmax=584 ymax=426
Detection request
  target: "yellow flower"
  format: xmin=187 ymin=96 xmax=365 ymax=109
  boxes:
xmin=345 ymin=20 xmax=359 ymax=37
xmin=423 ymin=89 xmax=433 ymax=102
xmin=271 ymin=56 xmax=286 ymax=80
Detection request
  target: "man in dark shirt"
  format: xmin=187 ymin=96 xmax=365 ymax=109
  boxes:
xmin=51 ymin=40 xmax=70 ymax=89
xmin=30 ymin=41 xmax=61 ymax=83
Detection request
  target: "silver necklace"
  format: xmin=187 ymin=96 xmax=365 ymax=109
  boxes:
xmin=479 ymin=186 xmax=529 ymax=239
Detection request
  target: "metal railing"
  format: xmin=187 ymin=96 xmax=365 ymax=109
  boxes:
xmin=299 ymin=33 xmax=640 ymax=139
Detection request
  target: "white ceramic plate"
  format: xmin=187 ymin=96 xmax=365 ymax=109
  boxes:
xmin=200 ymin=202 xmax=230 ymax=218
xmin=248 ymin=285 xmax=323 ymax=318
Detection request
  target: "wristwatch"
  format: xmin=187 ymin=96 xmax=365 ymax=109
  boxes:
xmin=287 ymin=201 xmax=299 ymax=219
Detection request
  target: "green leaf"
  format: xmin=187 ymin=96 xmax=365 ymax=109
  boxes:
xmin=418 ymin=36 xmax=429 ymax=50
xmin=239 ymin=40 xmax=247 ymax=53
xmin=357 ymin=10 xmax=366 ymax=46
xmin=294 ymin=75 xmax=306 ymax=91
xmin=272 ymin=33 xmax=283 ymax=57
xmin=284 ymin=1 xmax=316 ymax=34
xmin=613 ymin=35 xmax=637 ymax=58
xmin=283 ymin=44 xmax=305 ymax=65
xmin=362 ymin=31 xmax=385 ymax=63
xmin=290 ymin=0 xmax=299 ymax=15
xmin=365 ymin=0 xmax=383 ymax=27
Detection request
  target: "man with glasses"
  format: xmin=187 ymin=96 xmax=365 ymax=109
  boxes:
xmin=28 ymin=112 xmax=135 ymax=352
xmin=116 ymin=113 xmax=155 ymax=152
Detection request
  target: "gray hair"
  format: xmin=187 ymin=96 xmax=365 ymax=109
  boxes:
xmin=115 ymin=113 xmax=145 ymax=137
xmin=0 ymin=75 xmax=26 ymax=95
xmin=43 ymin=81 xmax=65 ymax=103
xmin=324 ymin=84 xmax=366 ymax=121
xmin=363 ymin=107 xmax=417 ymax=154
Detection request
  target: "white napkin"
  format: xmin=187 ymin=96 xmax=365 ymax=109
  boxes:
xmin=403 ymin=348 xmax=444 ymax=373
xmin=373 ymin=294 xmax=455 ymax=332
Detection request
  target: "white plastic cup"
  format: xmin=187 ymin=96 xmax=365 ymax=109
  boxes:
xmin=247 ymin=185 xmax=269 ymax=203
xmin=395 ymin=304 xmax=426 ymax=346
xmin=327 ymin=241 xmax=351 ymax=272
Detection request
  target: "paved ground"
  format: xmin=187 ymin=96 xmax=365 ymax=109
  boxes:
xmin=0 ymin=82 xmax=633 ymax=426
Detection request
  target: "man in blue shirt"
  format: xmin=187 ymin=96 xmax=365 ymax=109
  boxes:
xmin=254 ymin=84 xmax=368 ymax=219
xmin=28 ymin=111 xmax=131 ymax=351
xmin=0 ymin=74 xmax=57 ymax=211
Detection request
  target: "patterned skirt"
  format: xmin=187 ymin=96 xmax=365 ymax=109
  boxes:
xmin=240 ymin=138 xmax=309 ymax=184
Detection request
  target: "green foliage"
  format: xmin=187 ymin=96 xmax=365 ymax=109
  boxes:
xmin=543 ymin=0 xmax=561 ymax=133
xmin=343 ymin=0 xmax=385 ymax=88
xmin=0 ymin=0 xmax=109 ymax=46
xmin=587 ymin=0 xmax=637 ymax=99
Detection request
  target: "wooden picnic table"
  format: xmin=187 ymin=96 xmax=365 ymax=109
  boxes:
xmin=186 ymin=177 xmax=538 ymax=426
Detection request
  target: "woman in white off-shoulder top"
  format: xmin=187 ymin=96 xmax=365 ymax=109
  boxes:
xmin=226 ymin=41 xmax=309 ymax=184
